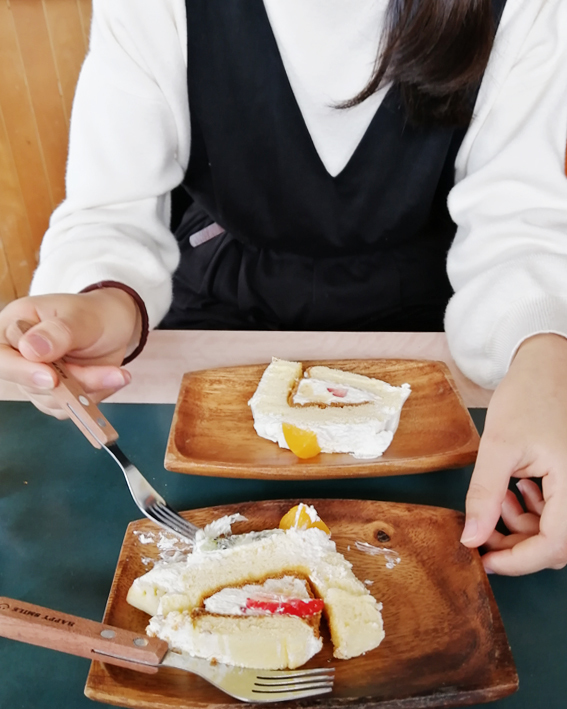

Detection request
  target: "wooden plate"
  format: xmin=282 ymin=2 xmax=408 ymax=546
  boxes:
xmin=164 ymin=359 xmax=480 ymax=479
xmin=85 ymin=499 xmax=518 ymax=709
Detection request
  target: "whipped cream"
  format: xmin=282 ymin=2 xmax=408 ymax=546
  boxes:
xmin=204 ymin=576 xmax=311 ymax=616
xmin=355 ymin=540 xmax=401 ymax=569
xmin=293 ymin=378 xmax=375 ymax=406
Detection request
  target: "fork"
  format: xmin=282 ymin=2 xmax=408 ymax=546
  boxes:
xmin=15 ymin=320 xmax=200 ymax=544
xmin=0 ymin=597 xmax=334 ymax=702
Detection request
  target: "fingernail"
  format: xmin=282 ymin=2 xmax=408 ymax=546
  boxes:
xmin=460 ymin=518 xmax=478 ymax=544
xmin=484 ymin=567 xmax=495 ymax=575
xmin=26 ymin=334 xmax=52 ymax=357
xmin=102 ymin=371 xmax=129 ymax=389
xmin=31 ymin=371 xmax=55 ymax=389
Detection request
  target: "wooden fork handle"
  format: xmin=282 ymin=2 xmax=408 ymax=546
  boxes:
xmin=0 ymin=597 xmax=166 ymax=674
xmin=15 ymin=320 xmax=119 ymax=448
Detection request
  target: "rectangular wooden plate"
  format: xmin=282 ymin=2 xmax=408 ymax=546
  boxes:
xmin=85 ymin=499 xmax=518 ymax=709
xmin=164 ymin=359 xmax=480 ymax=479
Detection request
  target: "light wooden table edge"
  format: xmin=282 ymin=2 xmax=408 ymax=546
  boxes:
xmin=0 ymin=330 xmax=493 ymax=408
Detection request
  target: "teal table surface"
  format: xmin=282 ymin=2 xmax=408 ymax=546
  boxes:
xmin=1 ymin=401 xmax=566 ymax=709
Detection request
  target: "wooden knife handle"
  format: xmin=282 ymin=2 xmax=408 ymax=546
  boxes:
xmin=15 ymin=320 xmax=119 ymax=449
xmin=0 ymin=597 xmax=167 ymax=674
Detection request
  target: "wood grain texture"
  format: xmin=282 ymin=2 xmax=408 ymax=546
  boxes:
xmin=0 ymin=597 xmax=167 ymax=673
xmin=43 ymin=0 xmax=90 ymax=124
xmin=0 ymin=98 xmax=34 ymax=303
xmin=0 ymin=0 xmax=38 ymax=302
xmin=85 ymin=498 xmax=518 ymax=709
xmin=77 ymin=0 xmax=93 ymax=43
xmin=164 ymin=359 xmax=480 ymax=479
xmin=10 ymin=1 xmax=67 ymax=205
xmin=0 ymin=0 xmax=90 ymax=305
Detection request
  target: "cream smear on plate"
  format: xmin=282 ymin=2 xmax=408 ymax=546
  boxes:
xmin=354 ymin=540 xmax=401 ymax=569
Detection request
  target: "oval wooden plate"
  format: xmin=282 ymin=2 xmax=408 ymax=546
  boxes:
xmin=85 ymin=498 xmax=518 ymax=709
xmin=164 ymin=359 xmax=480 ymax=479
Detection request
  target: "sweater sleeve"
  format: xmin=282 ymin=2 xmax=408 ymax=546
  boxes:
xmin=445 ymin=0 xmax=567 ymax=389
xmin=29 ymin=0 xmax=190 ymax=329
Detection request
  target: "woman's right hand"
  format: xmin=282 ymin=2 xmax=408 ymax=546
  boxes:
xmin=0 ymin=288 xmax=141 ymax=418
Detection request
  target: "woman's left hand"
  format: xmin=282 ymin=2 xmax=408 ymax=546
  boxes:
xmin=460 ymin=333 xmax=567 ymax=575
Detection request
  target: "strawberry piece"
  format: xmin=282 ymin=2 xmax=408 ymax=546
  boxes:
xmin=246 ymin=597 xmax=324 ymax=617
xmin=327 ymin=386 xmax=348 ymax=398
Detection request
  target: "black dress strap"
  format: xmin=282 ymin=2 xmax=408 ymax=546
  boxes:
xmin=161 ymin=0 xmax=508 ymax=332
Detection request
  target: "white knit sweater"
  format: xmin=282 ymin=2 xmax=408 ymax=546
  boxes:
xmin=30 ymin=0 xmax=567 ymax=389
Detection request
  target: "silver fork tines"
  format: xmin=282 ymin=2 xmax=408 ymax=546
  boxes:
xmin=252 ymin=668 xmax=335 ymax=699
xmin=238 ymin=666 xmax=335 ymax=702
xmin=163 ymin=652 xmax=335 ymax=703
xmin=105 ymin=442 xmax=200 ymax=544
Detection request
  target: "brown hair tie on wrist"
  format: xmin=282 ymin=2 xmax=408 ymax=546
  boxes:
xmin=80 ymin=281 xmax=149 ymax=365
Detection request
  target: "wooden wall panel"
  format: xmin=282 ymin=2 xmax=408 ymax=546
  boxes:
xmin=0 ymin=0 xmax=91 ymax=308
xmin=0 ymin=0 xmax=44 ymax=303
xmin=43 ymin=0 xmax=90 ymax=127
xmin=77 ymin=0 xmax=92 ymax=45
xmin=0 ymin=240 xmax=14 ymax=307
xmin=9 ymin=1 xmax=66 ymax=209
xmin=0 ymin=97 xmax=33 ymax=305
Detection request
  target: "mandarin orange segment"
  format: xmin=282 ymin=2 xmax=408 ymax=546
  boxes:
xmin=282 ymin=423 xmax=321 ymax=459
xmin=279 ymin=503 xmax=331 ymax=534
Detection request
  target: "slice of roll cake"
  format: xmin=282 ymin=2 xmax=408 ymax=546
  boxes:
xmin=127 ymin=506 xmax=385 ymax=669
xmin=248 ymin=358 xmax=411 ymax=458
xmin=145 ymin=575 xmax=324 ymax=669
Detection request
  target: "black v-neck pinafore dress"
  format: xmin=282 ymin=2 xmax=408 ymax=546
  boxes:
xmin=160 ymin=0 xmax=507 ymax=332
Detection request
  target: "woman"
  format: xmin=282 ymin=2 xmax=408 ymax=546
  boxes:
xmin=1 ymin=0 xmax=567 ymax=575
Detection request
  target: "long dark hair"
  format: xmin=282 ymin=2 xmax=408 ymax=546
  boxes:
xmin=343 ymin=0 xmax=496 ymax=126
